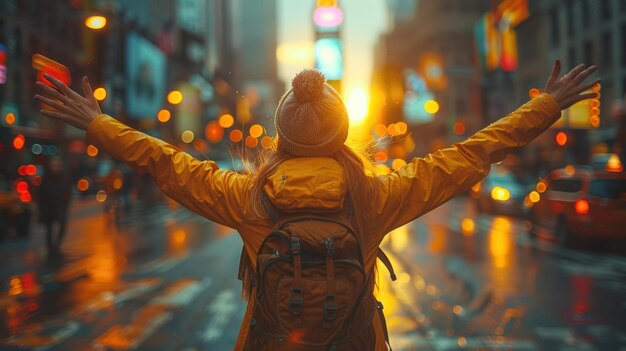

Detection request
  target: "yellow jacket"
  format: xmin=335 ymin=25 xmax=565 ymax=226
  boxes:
xmin=86 ymin=93 xmax=561 ymax=350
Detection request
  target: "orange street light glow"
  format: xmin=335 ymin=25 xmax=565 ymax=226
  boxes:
xmin=157 ymin=109 xmax=171 ymax=123
xmin=556 ymin=131 xmax=567 ymax=146
xmin=245 ymin=136 xmax=258 ymax=148
xmin=85 ymin=15 xmax=107 ymax=30
xmin=167 ymin=90 xmax=183 ymax=104
xmin=249 ymin=124 xmax=264 ymax=138
xmin=86 ymin=145 xmax=99 ymax=157
xmin=93 ymin=87 xmax=107 ymax=101
xmin=229 ymin=129 xmax=243 ymax=143
xmin=77 ymin=178 xmax=89 ymax=191
xmin=261 ymin=136 xmax=274 ymax=149
xmin=4 ymin=112 xmax=15 ymax=125
xmin=218 ymin=114 xmax=234 ymax=128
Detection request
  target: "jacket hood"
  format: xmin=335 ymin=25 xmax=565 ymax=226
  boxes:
xmin=263 ymin=157 xmax=346 ymax=212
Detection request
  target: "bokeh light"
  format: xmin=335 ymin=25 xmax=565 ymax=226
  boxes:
xmin=261 ymin=136 xmax=274 ymax=149
xmin=218 ymin=114 xmax=234 ymax=128
xmin=373 ymin=124 xmax=387 ymax=137
xmin=86 ymin=144 xmax=99 ymax=157
xmin=181 ymin=130 xmax=194 ymax=143
xmin=205 ymin=121 xmax=224 ymax=143
xmin=528 ymin=88 xmax=540 ymax=99
xmin=13 ymin=134 xmax=25 ymax=150
xmin=167 ymin=90 xmax=183 ymax=104
xmin=555 ymin=131 xmax=567 ymax=146
xmin=85 ymin=15 xmax=107 ymax=30
xmin=249 ymin=124 xmax=264 ymax=138
xmin=229 ymin=129 xmax=243 ymax=143
xmin=391 ymin=158 xmax=406 ymax=171
xmin=245 ymin=136 xmax=258 ymax=148
xmin=77 ymin=178 xmax=90 ymax=191
xmin=461 ymin=218 xmax=475 ymax=236
xmin=157 ymin=109 xmax=171 ymax=123
xmin=4 ymin=112 xmax=15 ymax=125
xmin=96 ymin=190 xmax=107 ymax=202
xmin=93 ymin=87 xmax=107 ymax=101
xmin=424 ymin=99 xmax=439 ymax=114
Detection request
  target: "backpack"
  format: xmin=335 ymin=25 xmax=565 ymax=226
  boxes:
xmin=239 ymin=195 xmax=396 ymax=350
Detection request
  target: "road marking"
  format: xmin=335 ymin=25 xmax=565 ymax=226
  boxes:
xmin=94 ymin=305 xmax=173 ymax=350
xmin=1 ymin=321 xmax=80 ymax=350
xmin=150 ymin=278 xmax=210 ymax=307
xmin=73 ymin=278 xmax=161 ymax=316
xmin=134 ymin=253 xmax=189 ymax=274
xmin=199 ymin=289 xmax=239 ymax=343
xmin=93 ymin=278 xmax=211 ymax=350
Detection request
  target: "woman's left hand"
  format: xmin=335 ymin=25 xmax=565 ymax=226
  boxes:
xmin=34 ymin=74 xmax=102 ymax=130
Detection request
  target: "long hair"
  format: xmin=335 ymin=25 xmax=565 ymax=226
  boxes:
xmin=238 ymin=141 xmax=377 ymax=299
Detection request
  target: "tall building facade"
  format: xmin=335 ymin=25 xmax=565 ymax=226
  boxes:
xmin=371 ymin=0 xmax=490 ymax=157
xmin=512 ymin=0 xmax=626 ymax=167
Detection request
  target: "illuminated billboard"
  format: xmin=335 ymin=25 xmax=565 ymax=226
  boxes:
xmin=403 ymin=69 xmax=435 ymax=124
xmin=126 ymin=32 xmax=167 ymax=119
xmin=0 ymin=44 xmax=6 ymax=84
xmin=314 ymin=38 xmax=343 ymax=80
xmin=475 ymin=0 xmax=528 ymax=72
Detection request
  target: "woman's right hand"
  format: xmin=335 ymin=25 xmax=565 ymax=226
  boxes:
xmin=544 ymin=59 xmax=600 ymax=110
xmin=34 ymin=74 xmax=102 ymax=130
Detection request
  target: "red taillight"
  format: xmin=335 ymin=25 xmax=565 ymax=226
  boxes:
xmin=575 ymin=199 xmax=589 ymax=215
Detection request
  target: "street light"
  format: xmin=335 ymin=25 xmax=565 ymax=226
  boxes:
xmin=85 ymin=15 xmax=107 ymax=30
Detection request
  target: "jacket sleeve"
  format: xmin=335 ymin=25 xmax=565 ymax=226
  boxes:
xmin=86 ymin=114 xmax=250 ymax=229
xmin=372 ymin=93 xmax=561 ymax=234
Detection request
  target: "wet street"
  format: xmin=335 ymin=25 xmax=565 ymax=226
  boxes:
xmin=1 ymin=196 xmax=625 ymax=351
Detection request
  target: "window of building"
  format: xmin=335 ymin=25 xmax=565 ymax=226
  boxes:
xmin=602 ymin=31 xmax=612 ymax=68
xmin=549 ymin=8 xmax=560 ymax=47
xmin=581 ymin=0 xmax=590 ymax=23
xmin=601 ymin=0 xmax=612 ymax=20
xmin=566 ymin=0 xmax=575 ymax=35
xmin=583 ymin=39 xmax=594 ymax=65
xmin=623 ymin=24 xmax=626 ymax=65
xmin=568 ymin=46 xmax=577 ymax=68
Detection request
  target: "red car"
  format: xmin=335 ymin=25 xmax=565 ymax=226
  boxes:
xmin=529 ymin=160 xmax=626 ymax=246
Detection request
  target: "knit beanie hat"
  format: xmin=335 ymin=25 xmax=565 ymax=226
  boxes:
xmin=274 ymin=69 xmax=349 ymax=157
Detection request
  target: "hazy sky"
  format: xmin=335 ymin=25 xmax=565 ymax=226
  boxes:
xmin=277 ymin=0 xmax=389 ymax=96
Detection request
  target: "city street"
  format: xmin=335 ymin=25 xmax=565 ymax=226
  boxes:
xmin=1 ymin=196 xmax=625 ymax=351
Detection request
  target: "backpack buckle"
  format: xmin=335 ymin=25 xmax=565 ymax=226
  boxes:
xmin=291 ymin=237 xmax=301 ymax=255
xmin=325 ymin=237 xmax=335 ymax=256
xmin=289 ymin=296 xmax=304 ymax=316
xmin=323 ymin=294 xmax=337 ymax=320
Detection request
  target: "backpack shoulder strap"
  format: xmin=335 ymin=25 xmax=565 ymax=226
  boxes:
xmin=262 ymin=193 xmax=281 ymax=224
xmin=377 ymin=249 xmax=397 ymax=281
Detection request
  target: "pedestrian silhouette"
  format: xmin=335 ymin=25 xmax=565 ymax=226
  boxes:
xmin=38 ymin=156 xmax=71 ymax=260
xmin=34 ymin=59 xmax=598 ymax=350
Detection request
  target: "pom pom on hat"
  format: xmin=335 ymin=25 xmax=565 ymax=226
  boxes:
xmin=291 ymin=69 xmax=326 ymax=102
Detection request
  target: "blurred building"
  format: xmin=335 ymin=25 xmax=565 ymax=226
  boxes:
xmin=371 ymin=0 xmax=490 ymax=158
xmin=228 ymin=0 xmax=280 ymax=134
xmin=0 ymin=0 xmax=280 ymax=222
xmin=512 ymin=0 xmax=626 ymax=170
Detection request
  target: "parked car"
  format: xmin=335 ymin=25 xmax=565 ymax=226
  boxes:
xmin=471 ymin=166 xmax=533 ymax=216
xmin=528 ymin=158 xmax=626 ymax=246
